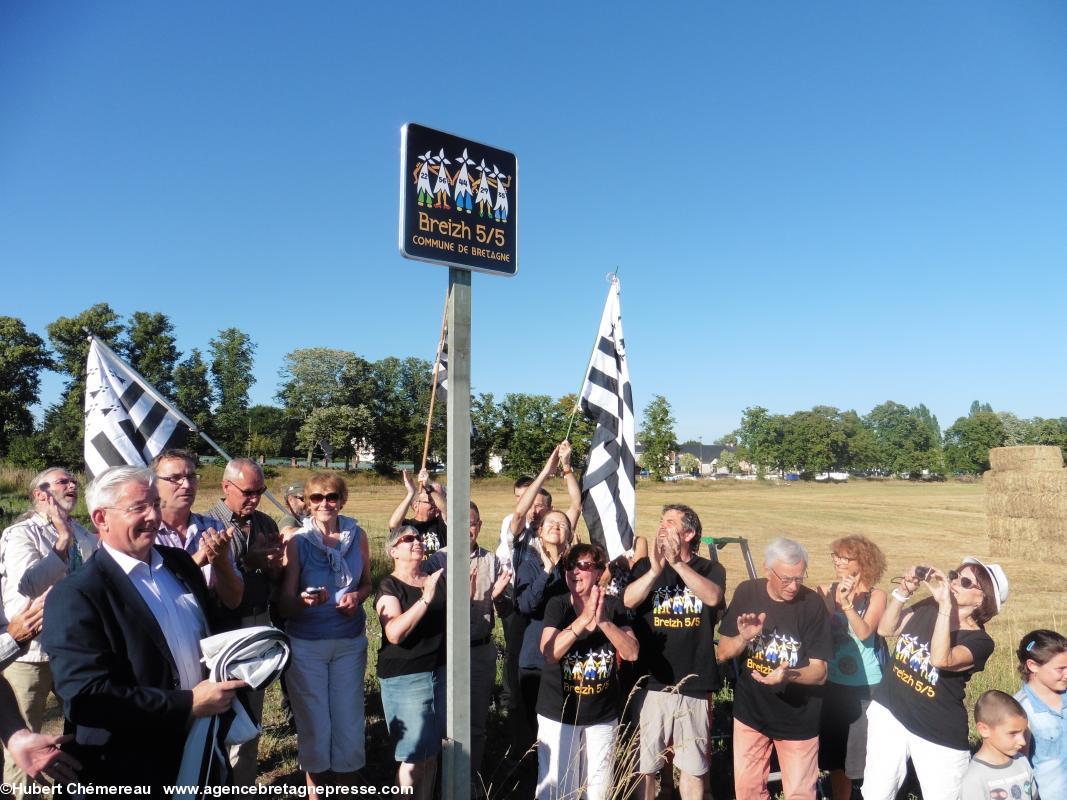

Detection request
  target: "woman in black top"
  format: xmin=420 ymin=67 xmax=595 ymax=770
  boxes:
xmin=862 ymin=557 xmax=1008 ymax=800
xmin=535 ymin=543 xmax=638 ymax=800
xmin=374 ymin=525 xmax=447 ymax=800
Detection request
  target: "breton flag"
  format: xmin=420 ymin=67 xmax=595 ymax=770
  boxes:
xmin=579 ymin=277 xmax=636 ymax=560
xmin=84 ymin=338 xmax=193 ymax=479
xmin=434 ymin=337 xmax=448 ymax=403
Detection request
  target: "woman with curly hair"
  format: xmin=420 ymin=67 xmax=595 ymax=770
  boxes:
xmin=816 ymin=535 xmax=887 ymax=800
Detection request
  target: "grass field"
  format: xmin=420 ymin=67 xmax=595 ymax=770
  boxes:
xmin=6 ymin=465 xmax=1062 ymax=797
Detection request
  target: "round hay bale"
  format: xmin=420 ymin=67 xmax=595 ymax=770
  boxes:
xmin=988 ymin=445 xmax=1065 ymax=473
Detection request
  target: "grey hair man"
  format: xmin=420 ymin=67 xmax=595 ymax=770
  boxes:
xmin=42 ymin=465 xmax=244 ymax=790
xmin=716 ymin=537 xmax=832 ymax=800
xmin=208 ymin=458 xmax=282 ymax=785
xmin=0 ymin=467 xmax=99 ymax=788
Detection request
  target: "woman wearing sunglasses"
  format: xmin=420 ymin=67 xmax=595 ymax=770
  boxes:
xmin=279 ymin=473 xmax=372 ymax=792
xmin=375 ymin=524 xmax=447 ymax=800
xmin=535 ymin=543 xmax=639 ymax=800
xmin=862 ymin=557 xmax=1009 ymax=800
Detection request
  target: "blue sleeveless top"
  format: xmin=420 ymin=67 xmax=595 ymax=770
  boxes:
xmin=286 ymin=516 xmax=366 ymax=641
xmin=827 ymin=585 xmax=885 ymax=686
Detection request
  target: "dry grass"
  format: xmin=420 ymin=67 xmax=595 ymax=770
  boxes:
xmin=15 ymin=470 xmax=1064 ymax=797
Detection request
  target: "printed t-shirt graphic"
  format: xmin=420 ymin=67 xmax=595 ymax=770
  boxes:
xmin=719 ymin=578 xmax=832 ymax=740
xmin=631 ymin=555 xmax=726 ymax=696
xmin=875 ymin=601 xmax=994 ymax=750
xmin=536 ymin=594 xmax=631 ymax=726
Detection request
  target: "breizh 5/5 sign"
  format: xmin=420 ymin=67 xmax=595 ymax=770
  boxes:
xmin=399 ymin=123 xmax=518 ymax=276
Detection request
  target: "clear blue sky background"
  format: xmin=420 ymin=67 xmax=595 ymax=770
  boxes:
xmin=3 ymin=2 xmax=1066 ymax=442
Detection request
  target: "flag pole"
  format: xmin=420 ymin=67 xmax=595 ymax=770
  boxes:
xmin=82 ymin=329 xmax=290 ymax=516
xmin=564 ymin=271 xmax=620 ymax=441
xmin=420 ymin=289 xmax=450 ymax=479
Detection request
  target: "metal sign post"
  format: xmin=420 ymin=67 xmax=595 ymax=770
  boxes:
xmin=399 ymin=122 xmax=517 ymax=800
xmin=443 ymin=270 xmax=472 ymax=800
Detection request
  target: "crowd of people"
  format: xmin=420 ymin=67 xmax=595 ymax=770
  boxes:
xmin=0 ymin=446 xmax=1062 ymax=800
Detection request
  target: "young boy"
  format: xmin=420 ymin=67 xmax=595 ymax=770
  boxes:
xmin=960 ymin=689 xmax=1039 ymax=799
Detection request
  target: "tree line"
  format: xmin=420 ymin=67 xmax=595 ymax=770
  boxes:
xmin=0 ymin=306 xmax=592 ymax=477
xmin=721 ymin=400 xmax=1067 ymax=478
xmin=3 ymin=307 xmax=1064 ymax=479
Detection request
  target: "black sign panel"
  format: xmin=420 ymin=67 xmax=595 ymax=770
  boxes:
xmin=399 ymin=123 xmax=518 ymax=276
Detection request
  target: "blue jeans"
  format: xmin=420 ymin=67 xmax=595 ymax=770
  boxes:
xmin=379 ymin=666 xmax=447 ymax=762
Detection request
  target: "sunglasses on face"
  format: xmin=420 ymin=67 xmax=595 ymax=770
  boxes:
xmin=308 ymin=492 xmax=340 ymax=504
xmin=956 ymin=574 xmax=984 ymax=591
xmin=569 ymin=560 xmax=604 ymax=572
xmin=395 ymin=533 xmax=424 ymax=546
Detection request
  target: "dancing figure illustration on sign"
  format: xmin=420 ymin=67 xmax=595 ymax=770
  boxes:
xmin=491 ymin=163 xmax=511 ymax=223
xmin=430 ymin=149 xmax=452 ymax=210
xmin=413 ymin=150 xmax=434 ymax=207
xmin=474 ymin=159 xmax=494 ymax=218
xmin=452 ymin=148 xmax=475 ymax=214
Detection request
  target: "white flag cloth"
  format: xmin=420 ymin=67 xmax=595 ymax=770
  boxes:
xmin=579 ymin=277 xmax=636 ymax=560
xmin=83 ymin=338 xmax=191 ymax=479
xmin=176 ymin=626 xmax=291 ymax=795
xmin=435 ymin=338 xmax=449 ymax=402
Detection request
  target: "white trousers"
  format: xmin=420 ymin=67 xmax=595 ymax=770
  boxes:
xmin=536 ymin=714 xmax=617 ymax=800
xmin=861 ymin=700 xmax=970 ymax=800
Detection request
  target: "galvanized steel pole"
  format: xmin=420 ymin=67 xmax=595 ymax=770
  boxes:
xmin=443 ymin=268 xmax=472 ymax=800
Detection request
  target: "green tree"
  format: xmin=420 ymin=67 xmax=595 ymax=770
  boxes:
xmin=943 ymin=412 xmax=1006 ymax=474
xmin=297 ymin=405 xmax=374 ymax=469
xmin=639 ymin=395 xmax=676 ymax=482
xmin=470 ymin=392 xmax=504 ymax=476
xmin=996 ymin=412 xmax=1031 ymax=446
xmin=840 ymin=410 xmax=880 ymax=472
xmin=780 ymin=410 xmax=834 ymax=475
xmin=969 ymin=400 xmax=994 ymax=416
xmin=677 ymin=453 xmax=700 ymax=475
xmin=736 ymin=406 xmax=783 ymax=477
xmin=41 ymin=304 xmax=124 ymax=468
xmin=121 ymin=311 xmax=180 ymax=399
xmin=247 ymin=404 xmax=298 ymax=459
xmin=277 ymin=348 xmax=372 ymax=463
xmin=364 ymin=357 xmax=435 ymax=473
xmin=497 ymin=393 xmax=562 ymax=477
xmin=0 ymin=317 xmax=54 ymax=455
xmin=913 ymin=403 xmax=942 ymax=443
xmin=864 ymin=401 xmax=943 ymax=477
xmin=173 ymin=348 xmax=214 ymax=447
xmin=209 ymin=328 xmax=256 ymax=454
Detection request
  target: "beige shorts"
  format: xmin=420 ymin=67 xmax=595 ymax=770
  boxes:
xmin=635 ymin=687 xmax=711 ymax=776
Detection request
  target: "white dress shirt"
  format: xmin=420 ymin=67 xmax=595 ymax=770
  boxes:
xmin=102 ymin=543 xmax=207 ymax=690
xmin=155 ymin=512 xmax=240 ymax=592
xmin=0 ymin=512 xmax=98 ymax=662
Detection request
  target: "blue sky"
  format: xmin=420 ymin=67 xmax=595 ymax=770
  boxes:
xmin=3 ymin=2 xmax=1066 ymax=442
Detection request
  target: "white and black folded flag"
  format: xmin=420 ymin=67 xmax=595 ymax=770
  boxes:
xmin=434 ymin=337 xmax=449 ymax=402
xmin=176 ymin=626 xmax=291 ymax=796
xmin=83 ymin=338 xmax=192 ymax=479
xmin=579 ymin=277 xmax=636 ymax=560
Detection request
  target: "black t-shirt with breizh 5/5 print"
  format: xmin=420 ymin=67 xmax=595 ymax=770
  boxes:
xmin=719 ymin=578 xmax=833 ymax=740
xmin=875 ymin=599 xmax=994 ymax=750
xmin=630 ymin=555 xmax=726 ymax=697
xmin=535 ymin=594 xmax=632 ymax=727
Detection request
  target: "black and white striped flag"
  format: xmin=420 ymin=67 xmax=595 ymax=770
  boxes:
xmin=434 ymin=338 xmax=448 ymax=403
xmin=579 ymin=277 xmax=636 ymax=560
xmin=84 ymin=338 xmax=192 ymax=479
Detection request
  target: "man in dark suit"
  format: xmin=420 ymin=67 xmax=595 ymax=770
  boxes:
xmin=42 ymin=466 xmax=245 ymax=791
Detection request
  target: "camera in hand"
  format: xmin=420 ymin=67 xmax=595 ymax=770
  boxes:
xmin=914 ymin=566 xmax=933 ymax=581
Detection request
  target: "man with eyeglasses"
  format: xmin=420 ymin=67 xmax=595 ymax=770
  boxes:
xmin=208 ymin=458 xmax=283 ymax=785
xmin=623 ymin=504 xmax=726 ymax=800
xmin=387 ymin=467 xmax=448 ymax=557
xmin=152 ymin=449 xmax=243 ymax=611
xmin=41 ymin=465 xmax=245 ymax=791
xmin=716 ymin=537 xmax=832 ymax=800
xmin=0 ymin=467 xmax=99 ymax=789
